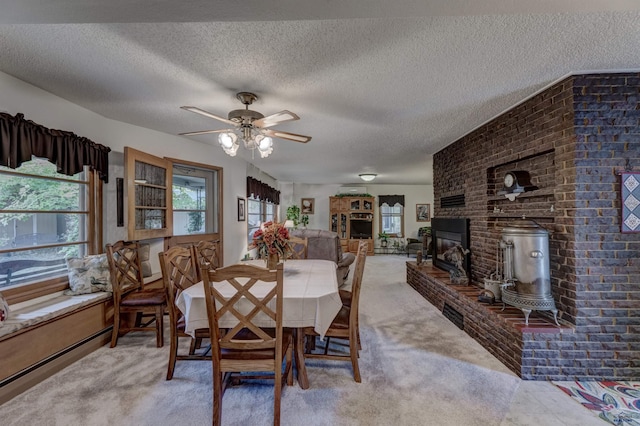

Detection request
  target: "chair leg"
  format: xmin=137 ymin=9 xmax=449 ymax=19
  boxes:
xmin=274 ymin=358 xmax=282 ymax=426
xmin=285 ymin=336 xmax=293 ymax=387
xmin=166 ymin=324 xmax=178 ymax=380
xmin=350 ymin=328 xmax=361 ymax=383
xmin=189 ymin=337 xmax=198 ymax=355
xmin=110 ymin=310 xmax=121 ymax=348
xmin=213 ymin=370 xmax=223 ymax=426
xmin=156 ymin=307 xmax=164 ymax=348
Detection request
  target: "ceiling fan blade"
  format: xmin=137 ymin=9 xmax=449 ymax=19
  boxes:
xmin=263 ymin=129 xmax=312 ymax=143
xmin=179 ymin=128 xmax=234 ymax=136
xmin=253 ymin=110 xmax=299 ymax=128
xmin=180 ymin=106 xmax=237 ymax=126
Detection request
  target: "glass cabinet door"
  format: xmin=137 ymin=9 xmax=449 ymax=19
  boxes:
xmin=125 ymin=147 xmax=172 ymax=240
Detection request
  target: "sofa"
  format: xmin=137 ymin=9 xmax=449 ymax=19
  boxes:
xmin=289 ymin=229 xmax=356 ymax=286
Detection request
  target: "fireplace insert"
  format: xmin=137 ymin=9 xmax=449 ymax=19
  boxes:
xmin=431 ymin=217 xmax=470 ymax=276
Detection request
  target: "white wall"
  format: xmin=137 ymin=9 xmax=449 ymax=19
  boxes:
xmin=0 ymin=71 xmax=250 ymax=271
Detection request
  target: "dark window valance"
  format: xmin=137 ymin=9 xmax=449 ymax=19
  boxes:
xmin=0 ymin=112 xmax=111 ymax=182
xmin=378 ymin=195 xmax=405 ymax=207
xmin=246 ymin=176 xmax=280 ymax=204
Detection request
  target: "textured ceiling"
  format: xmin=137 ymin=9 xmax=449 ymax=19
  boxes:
xmin=1 ymin=2 xmax=639 ymax=185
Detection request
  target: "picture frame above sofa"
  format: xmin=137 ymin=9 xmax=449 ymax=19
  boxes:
xmin=301 ymin=198 xmax=314 ymax=214
xmin=416 ymin=203 xmax=430 ymax=222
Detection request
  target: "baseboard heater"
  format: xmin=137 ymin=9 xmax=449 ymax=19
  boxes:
xmin=443 ymin=303 xmax=464 ymax=330
xmin=0 ymin=327 xmax=112 ymax=388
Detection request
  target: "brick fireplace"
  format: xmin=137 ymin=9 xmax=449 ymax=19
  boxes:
xmin=418 ymin=72 xmax=639 ymax=380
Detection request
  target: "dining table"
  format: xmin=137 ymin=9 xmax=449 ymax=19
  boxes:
xmin=174 ymin=258 xmax=342 ymax=389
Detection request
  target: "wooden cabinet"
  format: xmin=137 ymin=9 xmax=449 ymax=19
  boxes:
xmin=329 ymin=196 xmax=375 ymax=255
xmin=125 ymin=147 xmax=173 ymax=240
xmin=347 ymin=238 xmax=374 ymax=254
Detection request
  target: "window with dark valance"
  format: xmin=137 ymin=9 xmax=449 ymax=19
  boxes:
xmin=246 ymin=176 xmax=280 ymax=204
xmin=378 ymin=195 xmax=405 ymax=206
xmin=0 ymin=112 xmax=111 ymax=182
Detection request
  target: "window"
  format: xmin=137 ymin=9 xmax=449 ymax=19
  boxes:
xmin=172 ymin=164 xmax=220 ymax=236
xmin=0 ymin=157 xmax=100 ymax=299
xmin=380 ymin=203 xmax=404 ymax=237
xmin=247 ymin=198 xmax=277 ymax=244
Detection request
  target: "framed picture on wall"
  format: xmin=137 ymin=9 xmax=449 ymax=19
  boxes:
xmin=301 ymin=198 xmax=315 ymax=214
xmin=237 ymin=197 xmax=246 ymax=221
xmin=416 ymin=203 xmax=430 ymax=222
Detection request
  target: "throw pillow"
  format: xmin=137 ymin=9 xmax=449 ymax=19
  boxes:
xmin=65 ymin=254 xmax=112 ymax=295
xmin=0 ymin=292 xmax=9 ymax=326
xmin=138 ymin=243 xmax=152 ymax=278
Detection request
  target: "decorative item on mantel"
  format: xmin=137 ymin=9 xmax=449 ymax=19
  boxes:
xmin=251 ymin=221 xmax=291 ymax=270
xmin=499 ymin=219 xmax=559 ymax=326
xmin=444 ymin=245 xmax=470 ymax=284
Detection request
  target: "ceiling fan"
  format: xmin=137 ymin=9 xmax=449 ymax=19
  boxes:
xmin=179 ymin=91 xmax=311 ymax=158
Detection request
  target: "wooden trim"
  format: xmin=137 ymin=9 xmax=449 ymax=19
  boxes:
xmin=1 ymin=276 xmax=69 ymax=305
xmin=0 ymin=300 xmax=111 ymax=381
xmin=0 ymin=169 xmax=89 ymax=184
xmin=94 ymin=172 xmax=103 ymax=253
xmin=165 ymin=157 xmax=224 ymax=267
xmin=165 ymin=157 xmax=223 ymax=173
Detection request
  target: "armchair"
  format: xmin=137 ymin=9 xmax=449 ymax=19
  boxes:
xmin=406 ymin=227 xmax=432 ymax=258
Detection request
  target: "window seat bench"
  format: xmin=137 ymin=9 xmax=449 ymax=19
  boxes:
xmin=0 ymin=291 xmax=114 ymax=403
xmin=0 ymin=291 xmax=112 ymax=340
xmin=0 ymin=271 xmax=164 ymax=403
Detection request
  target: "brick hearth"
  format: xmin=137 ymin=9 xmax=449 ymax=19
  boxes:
xmin=407 ymin=262 xmax=574 ymax=379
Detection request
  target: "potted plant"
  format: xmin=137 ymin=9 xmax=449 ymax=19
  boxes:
xmin=378 ymin=231 xmax=390 ymax=248
xmin=286 ymin=205 xmax=301 ymax=229
xmin=301 ymin=214 xmax=309 ymax=228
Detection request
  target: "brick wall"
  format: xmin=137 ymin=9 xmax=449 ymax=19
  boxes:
xmin=430 ymin=72 xmax=640 ymax=380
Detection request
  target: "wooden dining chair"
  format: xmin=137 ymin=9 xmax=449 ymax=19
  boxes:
xmin=303 ymin=239 xmax=367 ymax=382
xmin=287 ymin=236 xmax=308 ymax=259
xmin=202 ymin=262 xmax=293 ymax=426
xmin=105 ymin=240 xmax=166 ymax=348
xmin=338 ymin=239 xmax=368 ymax=351
xmin=159 ymin=245 xmax=211 ymax=380
xmin=194 ymin=239 xmax=220 ymax=279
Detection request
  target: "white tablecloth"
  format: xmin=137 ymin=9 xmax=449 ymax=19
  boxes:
xmin=175 ymin=259 xmax=341 ymax=338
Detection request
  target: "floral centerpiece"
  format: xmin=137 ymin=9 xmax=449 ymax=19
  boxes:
xmin=252 ymin=221 xmax=291 ymax=268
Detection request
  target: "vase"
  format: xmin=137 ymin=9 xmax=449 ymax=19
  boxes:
xmin=266 ymin=252 xmax=279 ymax=270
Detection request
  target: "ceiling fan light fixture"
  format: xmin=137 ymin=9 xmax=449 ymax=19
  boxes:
xmin=359 ymin=173 xmax=377 ymax=182
xmin=218 ymin=132 xmax=237 ymax=149
xmin=256 ymin=135 xmax=273 ymax=152
xmin=181 ymin=91 xmax=312 ymax=159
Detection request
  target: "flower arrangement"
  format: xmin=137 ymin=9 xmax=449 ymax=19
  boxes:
xmin=252 ymin=221 xmax=291 ymax=259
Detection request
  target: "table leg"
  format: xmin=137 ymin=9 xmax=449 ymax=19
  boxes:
xmin=294 ymin=328 xmax=309 ymax=389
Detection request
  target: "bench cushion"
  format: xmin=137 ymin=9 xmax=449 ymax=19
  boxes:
xmin=0 ymin=292 xmax=110 ymax=339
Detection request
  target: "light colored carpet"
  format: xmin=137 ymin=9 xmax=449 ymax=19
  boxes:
xmin=0 ymin=255 xmax=522 ymax=426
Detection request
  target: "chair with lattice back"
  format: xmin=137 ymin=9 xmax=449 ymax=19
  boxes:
xmin=159 ymin=245 xmax=211 ymax=380
xmin=303 ymin=239 xmax=367 ymax=382
xmin=202 ymin=262 xmax=293 ymax=426
xmin=105 ymin=240 xmax=166 ymax=348
xmin=194 ymin=239 xmax=220 ymax=279
xmin=287 ymin=236 xmax=308 ymax=259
